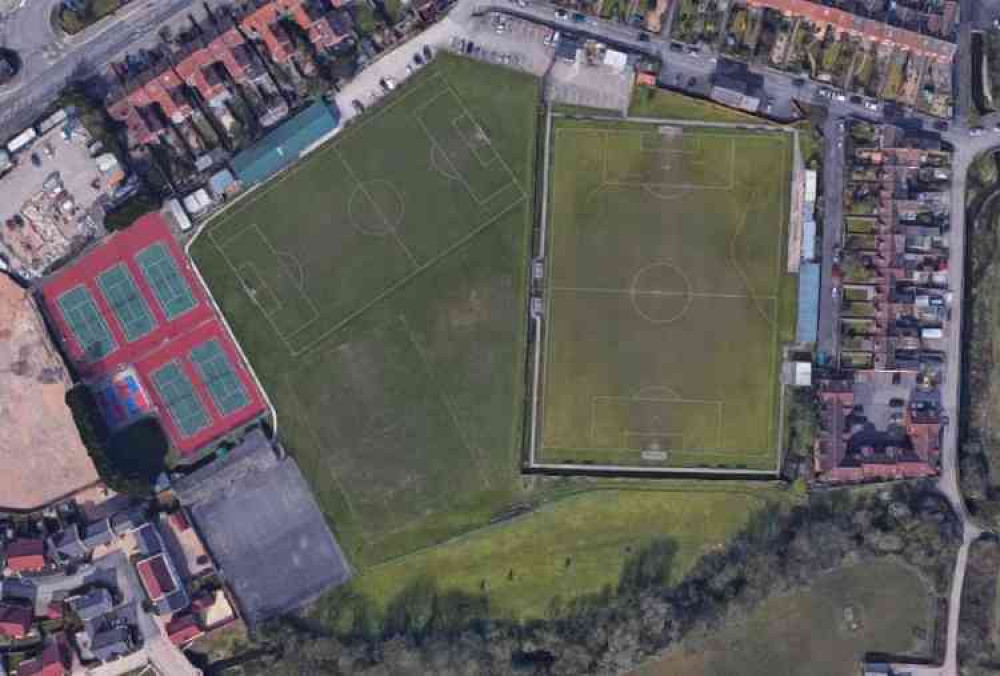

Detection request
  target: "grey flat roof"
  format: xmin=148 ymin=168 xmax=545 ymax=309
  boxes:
xmin=175 ymin=430 xmax=351 ymax=628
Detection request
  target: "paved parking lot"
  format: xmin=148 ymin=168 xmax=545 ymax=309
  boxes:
xmin=547 ymin=59 xmax=632 ymax=111
xmin=334 ymin=9 xmax=637 ymax=125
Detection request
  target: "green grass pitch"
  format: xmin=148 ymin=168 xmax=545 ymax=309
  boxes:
xmin=537 ymin=118 xmax=796 ymax=471
xmin=190 ymin=55 xmax=539 ymax=566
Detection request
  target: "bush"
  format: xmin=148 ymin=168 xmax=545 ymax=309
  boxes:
xmin=65 ymin=385 xmax=166 ymax=496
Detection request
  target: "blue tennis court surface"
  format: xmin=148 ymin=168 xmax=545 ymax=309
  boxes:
xmin=151 ymin=361 xmax=211 ymax=438
xmin=136 ymin=243 xmax=197 ymax=320
xmin=190 ymin=339 xmax=250 ymax=416
xmin=98 ymin=263 xmax=157 ymax=342
xmin=57 ymin=285 xmax=118 ymax=361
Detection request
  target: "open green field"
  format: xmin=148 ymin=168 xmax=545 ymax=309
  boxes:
xmin=335 ymin=483 xmax=786 ymax=622
xmin=635 ymin=560 xmax=934 ymax=676
xmin=538 ymin=118 xmax=795 ymax=470
xmin=191 ymin=55 xmax=539 ymax=566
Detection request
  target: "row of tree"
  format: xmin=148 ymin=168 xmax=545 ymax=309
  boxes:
xmin=193 ymin=482 xmax=961 ymax=675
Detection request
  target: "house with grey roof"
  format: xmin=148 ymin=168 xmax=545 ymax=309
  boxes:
xmin=47 ymin=526 xmax=87 ymax=563
xmin=80 ymin=519 xmax=114 ymax=550
xmin=67 ymin=588 xmax=113 ymax=622
xmin=89 ymin=626 xmax=133 ymax=663
xmin=110 ymin=508 xmax=147 ymax=536
xmin=134 ymin=524 xmax=162 ymax=558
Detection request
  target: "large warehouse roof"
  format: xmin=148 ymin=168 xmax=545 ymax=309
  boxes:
xmin=173 ymin=429 xmax=352 ymax=628
xmin=37 ymin=214 xmax=267 ymax=457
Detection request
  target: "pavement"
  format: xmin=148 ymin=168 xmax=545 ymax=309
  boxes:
xmin=816 ymin=114 xmax=844 ymax=364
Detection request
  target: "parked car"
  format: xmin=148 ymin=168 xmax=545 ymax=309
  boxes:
xmin=414 ymin=52 xmax=424 ymax=65
xmin=352 ymin=99 xmax=365 ymax=114
xmin=423 ymin=45 xmax=433 ymax=60
xmin=971 ymin=126 xmax=986 ymax=136
xmin=555 ymin=8 xmax=568 ymax=19
xmin=792 ymin=77 xmax=806 ymax=86
xmin=572 ymin=12 xmax=586 ymax=22
xmin=638 ymin=31 xmax=650 ymax=41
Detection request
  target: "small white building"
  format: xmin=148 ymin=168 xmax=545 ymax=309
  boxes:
xmin=603 ymin=49 xmax=628 ymax=72
xmin=6 ymin=128 xmax=37 ymax=155
xmin=163 ymin=198 xmax=193 ymax=232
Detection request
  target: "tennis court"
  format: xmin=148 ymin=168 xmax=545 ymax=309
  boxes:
xmin=56 ymin=285 xmax=117 ymax=361
xmin=151 ymin=361 xmax=211 ymax=438
xmin=190 ymin=339 xmax=250 ymax=416
xmin=136 ymin=243 xmax=198 ymax=320
xmin=98 ymin=263 xmax=157 ymax=342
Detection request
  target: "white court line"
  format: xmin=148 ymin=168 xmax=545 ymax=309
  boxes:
xmin=550 ymin=286 xmax=777 ymax=301
xmin=334 ymin=147 xmax=419 ymax=269
xmin=398 ymin=314 xmax=492 ymax=489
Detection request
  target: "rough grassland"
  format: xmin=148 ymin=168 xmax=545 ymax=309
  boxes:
xmin=322 ymin=483 xmax=789 ymax=622
xmin=192 ymin=55 xmax=538 ymax=566
xmin=539 ymin=119 xmax=795 ymax=469
xmin=629 ymin=87 xmax=778 ymax=124
xmin=636 ymin=560 xmax=933 ymax=676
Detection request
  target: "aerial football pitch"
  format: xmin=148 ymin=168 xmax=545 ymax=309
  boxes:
xmin=191 ymin=55 xmax=539 ymax=564
xmin=531 ymin=117 xmax=796 ymax=472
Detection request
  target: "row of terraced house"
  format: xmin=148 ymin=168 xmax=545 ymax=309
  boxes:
xmin=107 ymin=0 xmax=352 ymax=150
xmin=813 ymin=120 xmax=953 ymax=484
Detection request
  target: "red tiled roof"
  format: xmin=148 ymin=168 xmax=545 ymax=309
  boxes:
xmin=166 ymin=613 xmax=204 ymax=646
xmin=169 ymin=510 xmax=191 ymax=532
xmin=5 ymin=539 xmax=46 ymax=572
xmin=0 ymin=604 xmax=32 ymax=638
xmin=240 ymin=4 xmax=295 ymax=64
xmin=746 ymin=0 xmax=956 ymax=62
xmin=137 ymin=554 xmax=177 ymax=601
xmin=16 ymin=637 xmax=68 ymax=676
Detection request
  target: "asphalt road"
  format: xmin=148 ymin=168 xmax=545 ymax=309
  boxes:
xmin=0 ymin=0 xmax=236 ymax=142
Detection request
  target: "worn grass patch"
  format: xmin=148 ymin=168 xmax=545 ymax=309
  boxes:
xmin=191 ymin=54 xmax=539 ymax=566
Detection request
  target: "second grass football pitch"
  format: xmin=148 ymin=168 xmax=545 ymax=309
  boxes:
xmin=534 ymin=118 xmax=797 ymax=471
xmin=191 ymin=56 xmax=539 ymax=564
